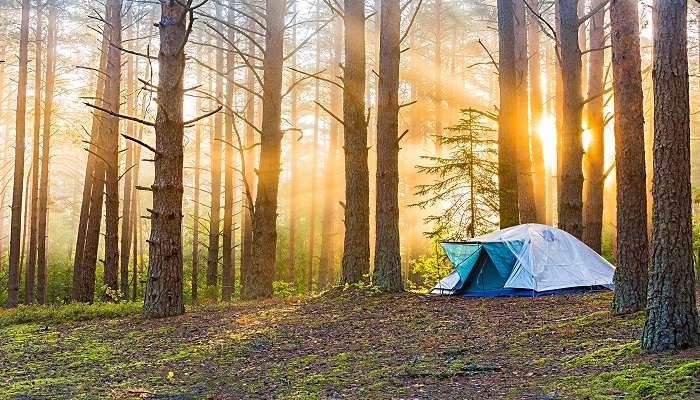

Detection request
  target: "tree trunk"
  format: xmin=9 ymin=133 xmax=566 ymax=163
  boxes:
xmin=239 ymin=13 xmax=257 ymax=295
xmin=497 ymin=0 xmax=520 ymax=229
xmin=610 ymin=0 xmax=648 ymax=314
xmin=318 ymin=17 xmax=343 ymax=290
xmin=207 ymin=5 xmax=225 ymax=301
xmin=36 ymin=1 xmax=57 ymax=305
xmin=191 ymin=60 xmax=202 ymax=303
xmin=222 ymin=8 xmax=235 ymax=301
xmin=242 ymin=0 xmax=285 ymax=300
xmin=341 ymin=0 xmax=370 ymax=285
xmin=25 ymin=2 xmax=43 ymax=304
xmin=288 ymin=17 xmax=298 ymax=284
xmin=143 ymin=0 xmax=188 ymax=319
xmin=72 ymin=11 xmax=110 ymax=302
xmin=120 ymin=12 xmax=136 ymax=298
xmin=527 ymin=0 xmax=546 ymax=223
xmin=582 ymin=0 xmax=606 ymax=253
xmin=557 ymin=0 xmax=584 ymax=238
xmin=514 ymin=0 xmax=537 ymax=223
xmin=7 ymin=0 xmax=31 ymax=307
xmin=308 ymin=14 xmax=322 ymax=293
xmin=641 ymin=0 xmax=699 ymax=351
xmin=101 ymin=0 xmax=123 ymax=300
xmin=373 ymin=0 xmax=402 ymax=292
xmin=434 ymin=0 xmax=442 ymax=155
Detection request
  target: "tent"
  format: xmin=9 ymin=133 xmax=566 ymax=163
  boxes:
xmin=430 ymin=224 xmax=615 ymax=296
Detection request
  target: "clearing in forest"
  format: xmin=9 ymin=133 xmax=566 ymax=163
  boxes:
xmin=0 ymin=289 xmax=698 ymax=399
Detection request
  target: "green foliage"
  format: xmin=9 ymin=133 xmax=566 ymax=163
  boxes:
xmin=409 ymin=252 xmax=452 ymax=291
xmin=414 ymin=108 xmax=500 ymax=240
xmin=0 ymin=301 xmax=142 ymax=328
xmin=273 ymin=280 xmax=297 ymax=298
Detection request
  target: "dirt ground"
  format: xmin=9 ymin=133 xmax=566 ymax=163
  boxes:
xmin=1 ymin=289 xmax=698 ymax=399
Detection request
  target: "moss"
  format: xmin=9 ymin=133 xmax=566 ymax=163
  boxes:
xmin=555 ymin=360 xmax=700 ymax=399
xmin=0 ymin=302 xmax=142 ymax=328
xmin=567 ymin=340 xmax=640 ymax=367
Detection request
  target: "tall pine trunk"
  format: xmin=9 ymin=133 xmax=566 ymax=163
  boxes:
xmin=527 ymin=0 xmax=546 ymax=223
xmin=582 ymin=0 xmax=605 ymax=253
xmin=514 ymin=0 xmax=537 ymax=223
xmin=641 ymin=0 xmax=700 ymax=351
xmin=318 ymin=17 xmax=343 ymax=290
xmin=222 ymin=9 xmax=235 ymax=301
xmin=557 ymin=0 xmax=584 ymax=238
xmin=610 ymin=0 xmax=648 ymax=314
xmin=143 ymin=0 xmax=189 ymax=319
xmin=25 ymin=2 xmax=43 ymax=304
xmin=341 ymin=0 xmax=370 ymax=284
xmin=373 ymin=0 xmax=402 ymax=292
xmin=243 ymin=0 xmax=285 ymax=300
xmin=191 ymin=59 xmax=202 ymax=303
xmin=72 ymin=14 xmax=110 ymax=302
xmin=36 ymin=1 xmax=57 ymax=305
xmin=101 ymin=0 xmax=123 ymax=299
xmin=497 ymin=0 xmax=519 ymax=228
xmin=207 ymin=5 xmax=225 ymax=300
xmin=7 ymin=0 xmax=31 ymax=307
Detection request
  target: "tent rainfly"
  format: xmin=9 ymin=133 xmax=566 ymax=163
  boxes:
xmin=430 ymin=224 xmax=615 ymax=297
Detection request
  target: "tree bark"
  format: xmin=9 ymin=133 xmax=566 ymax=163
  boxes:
xmin=609 ymin=0 xmax=648 ymax=314
xmin=318 ymin=17 xmax=343 ymax=290
xmin=514 ymin=0 xmax=537 ymax=223
xmin=239 ymin=13 xmax=257 ymax=295
xmin=242 ymin=0 xmax=285 ymax=300
xmin=288 ymin=14 xmax=298 ymax=284
xmin=207 ymin=4 xmax=225 ymax=300
xmin=641 ymin=0 xmax=699 ymax=351
xmin=527 ymin=0 xmax=546 ymax=223
xmin=373 ymin=0 xmax=403 ymax=292
xmin=25 ymin=2 xmax=43 ymax=304
xmin=557 ymin=0 xmax=584 ymax=238
xmin=120 ymin=10 xmax=136 ymax=298
xmin=143 ymin=0 xmax=189 ymax=319
xmin=222 ymin=6 xmax=235 ymax=301
xmin=7 ymin=0 xmax=31 ymax=307
xmin=101 ymin=0 xmax=123 ymax=300
xmin=72 ymin=10 xmax=110 ymax=302
xmin=341 ymin=0 xmax=371 ymax=285
xmin=497 ymin=0 xmax=520 ymax=229
xmin=36 ymin=1 xmax=57 ymax=305
xmin=582 ymin=0 xmax=606 ymax=253
xmin=192 ymin=59 xmax=202 ymax=303
xmin=307 ymin=13 xmax=322 ymax=293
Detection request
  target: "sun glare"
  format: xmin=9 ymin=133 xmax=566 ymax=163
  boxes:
xmin=537 ymin=114 xmax=557 ymax=171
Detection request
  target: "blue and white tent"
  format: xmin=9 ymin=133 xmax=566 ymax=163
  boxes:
xmin=430 ymin=224 xmax=615 ymax=297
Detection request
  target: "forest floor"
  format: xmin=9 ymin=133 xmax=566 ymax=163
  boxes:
xmin=0 ymin=288 xmax=699 ymax=399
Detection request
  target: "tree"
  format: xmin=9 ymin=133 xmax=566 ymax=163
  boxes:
xmin=609 ymin=0 xmax=648 ymax=314
xmin=340 ymin=0 xmax=371 ymax=285
xmin=527 ymin=0 xmax=546 ymax=223
xmin=72 ymin=8 xmax=111 ymax=303
xmin=207 ymin=3 xmax=225 ymax=300
xmin=415 ymin=109 xmax=500 ymax=239
xmin=25 ymin=1 xmax=43 ymax=304
xmin=318 ymin=17 xmax=343 ymax=290
xmin=243 ymin=0 xmax=286 ymax=299
xmin=641 ymin=0 xmax=699 ymax=351
xmin=101 ymin=0 xmax=123 ymax=300
xmin=222 ymin=3 xmax=236 ymax=301
xmin=373 ymin=0 xmax=403 ymax=291
xmin=513 ymin=0 xmax=537 ymax=224
xmin=7 ymin=0 xmax=31 ymax=307
xmin=496 ymin=0 xmax=519 ymax=229
xmin=144 ymin=0 xmax=197 ymax=319
xmin=36 ymin=0 xmax=58 ymax=305
xmin=557 ymin=0 xmax=584 ymax=238
xmin=582 ymin=0 xmax=606 ymax=253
